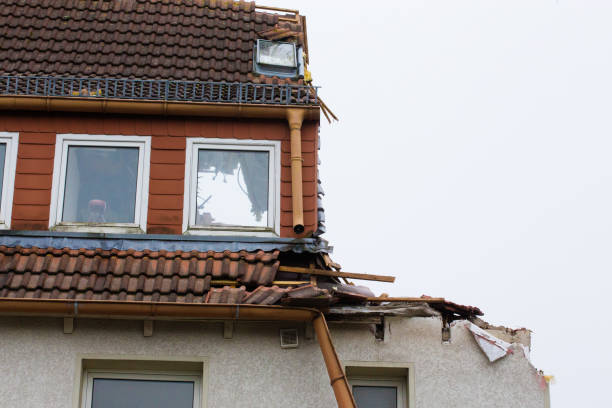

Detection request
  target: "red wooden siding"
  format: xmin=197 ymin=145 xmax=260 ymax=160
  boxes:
xmin=0 ymin=112 xmax=318 ymax=238
xmin=11 ymin=131 xmax=55 ymax=230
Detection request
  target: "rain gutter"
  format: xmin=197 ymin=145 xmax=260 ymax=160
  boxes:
xmin=0 ymin=298 xmax=356 ymax=408
xmin=0 ymin=95 xmax=320 ymax=121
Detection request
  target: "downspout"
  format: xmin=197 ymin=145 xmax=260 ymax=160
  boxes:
xmin=313 ymin=314 xmax=358 ymax=408
xmin=286 ymin=108 xmax=305 ymax=233
xmin=0 ymin=298 xmax=356 ymax=408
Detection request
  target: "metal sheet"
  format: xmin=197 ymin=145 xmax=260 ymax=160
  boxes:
xmin=0 ymin=230 xmax=332 ymax=254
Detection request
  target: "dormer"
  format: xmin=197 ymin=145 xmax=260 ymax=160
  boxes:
xmin=0 ymin=1 xmax=323 ymax=240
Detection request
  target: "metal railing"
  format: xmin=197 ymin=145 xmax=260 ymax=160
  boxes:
xmin=0 ymin=75 xmax=319 ymax=106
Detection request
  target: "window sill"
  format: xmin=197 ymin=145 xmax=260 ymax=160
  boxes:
xmin=183 ymin=226 xmax=279 ymax=238
xmin=51 ymin=223 xmax=145 ymax=235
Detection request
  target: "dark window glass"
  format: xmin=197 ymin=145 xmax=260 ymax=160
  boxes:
xmin=0 ymin=143 xmax=6 ymax=204
xmin=195 ymin=149 xmax=269 ymax=228
xmin=353 ymin=385 xmax=397 ymax=408
xmin=91 ymin=378 xmax=194 ymax=408
xmin=62 ymin=146 xmax=139 ymax=223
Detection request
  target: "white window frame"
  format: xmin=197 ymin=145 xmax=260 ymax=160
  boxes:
xmin=49 ymin=134 xmax=151 ymax=233
xmin=81 ymin=369 xmax=202 ymax=408
xmin=0 ymin=132 xmax=18 ymax=229
xmin=345 ymin=361 xmax=414 ymax=408
xmin=182 ymin=138 xmax=281 ymax=237
xmin=349 ymin=377 xmax=407 ymax=408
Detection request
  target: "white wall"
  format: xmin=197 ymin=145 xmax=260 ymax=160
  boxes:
xmin=0 ymin=316 xmax=548 ymax=408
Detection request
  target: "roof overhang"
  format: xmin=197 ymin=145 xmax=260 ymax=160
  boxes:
xmin=0 ymin=95 xmax=320 ymax=121
xmin=0 ymin=297 xmax=318 ymax=321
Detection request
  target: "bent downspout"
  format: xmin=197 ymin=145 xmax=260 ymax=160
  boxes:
xmin=0 ymin=298 xmax=356 ymax=408
xmin=286 ymin=108 xmax=305 ymax=234
xmin=313 ymin=314 xmax=358 ymax=408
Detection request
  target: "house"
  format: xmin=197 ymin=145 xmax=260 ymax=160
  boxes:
xmin=0 ymin=1 xmax=550 ymax=407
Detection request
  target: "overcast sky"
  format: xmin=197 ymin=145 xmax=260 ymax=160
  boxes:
xmin=262 ymin=0 xmax=611 ymax=406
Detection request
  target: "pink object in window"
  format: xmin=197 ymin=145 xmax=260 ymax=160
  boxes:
xmin=88 ymin=199 xmax=107 ymax=223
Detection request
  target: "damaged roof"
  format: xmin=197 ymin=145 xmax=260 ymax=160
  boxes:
xmin=0 ymin=245 xmax=359 ymax=306
xmin=0 ymin=245 xmax=483 ymax=319
xmin=0 ymin=0 xmax=306 ymax=84
xmin=0 ymin=246 xmax=280 ymax=303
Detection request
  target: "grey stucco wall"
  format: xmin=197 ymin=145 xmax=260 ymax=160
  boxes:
xmin=0 ymin=315 xmax=548 ymax=408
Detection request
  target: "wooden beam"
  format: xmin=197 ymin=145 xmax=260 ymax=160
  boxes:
xmin=278 ymin=266 xmax=395 ymax=283
xmin=366 ymin=297 xmax=446 ymax=303
xmin=210 ymin=280 xmax=310 ymax=286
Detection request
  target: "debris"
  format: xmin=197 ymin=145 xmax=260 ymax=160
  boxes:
xmin=466 ymin=321 xmax=513 ymax=362
xmin=327 ymin=302 xmax=441 ymax=320
xmin=278 ymin=265 xmax=395 ymax=283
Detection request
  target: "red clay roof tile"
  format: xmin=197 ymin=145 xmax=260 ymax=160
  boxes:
xmin=0 ymin=0 xmax=305 ymax=84
xmin=0 ymin=246 xmax=285 ymax=304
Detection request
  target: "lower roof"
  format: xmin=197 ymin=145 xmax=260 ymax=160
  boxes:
xmin=0 ymin=245 xmax=286 ymax=304
xmin=0 ymin=233 xmax=483 ymax=318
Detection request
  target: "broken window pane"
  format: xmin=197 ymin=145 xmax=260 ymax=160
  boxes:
xmin=62 ymin=146 xmax=139 ymax=223
xmin=258 ymin=40 xmax=296 ymax=67
xmin=91 ymin=378 xmax=194 ymax=408
xmin=353 ymin=386 xmax=397 ymax=408
xmin=0 ymin=143 xmax=5 ymax=204
xmin=195 ymin=149 xmax=269 ymax=228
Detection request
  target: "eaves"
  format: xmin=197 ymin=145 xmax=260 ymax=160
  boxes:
xmin=0 ymin=96 xmax=320 ymax=121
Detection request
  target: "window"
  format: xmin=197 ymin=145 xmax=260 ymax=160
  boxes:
xmin=50 ymin=134 xmax=150 ymax=233
xmin=183 ymin=138 xmax=280 ymax=236
xmin=82 ymin=371 xmax=201 ymax=408
xmin=78 ymin=358 xmax=206 ymax=408
xmin=350 ymin=378 xmax=406 ymax=408
xmin=345 ymin=362 xmax=414 ymax=408
xmin=0 ymin=132 xmax=18 ymax=229
xmin=257 ymin=39 xmax=297 ymax=68
xmin=253 ymin=39 xmax=303 ymax=78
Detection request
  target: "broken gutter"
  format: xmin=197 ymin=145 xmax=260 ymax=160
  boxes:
xmin=0 ymin=298 xmax=356 ymax=408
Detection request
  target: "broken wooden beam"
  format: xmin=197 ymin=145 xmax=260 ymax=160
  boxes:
xmin=366 ymin=297 xmax=445 ymax=303
xmin=278 ymin=266 xmax=395 ymax=283
xmin=210 ymin=280 xmax=310 ymax=286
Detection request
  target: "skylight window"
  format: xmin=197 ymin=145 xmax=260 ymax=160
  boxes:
xmin=257 ymin=40 xmax=297 ymax=68
xmin=253 ymin=39 xmax=302 ymax=78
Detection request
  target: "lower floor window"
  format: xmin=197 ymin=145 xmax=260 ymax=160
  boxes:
xmin=350 ymin=378 xmax=406 ymax=408
xmin=83 ymin=371 xmax=201 ymax=408
xmin=346 ymin=363 xmax=412 ymax=408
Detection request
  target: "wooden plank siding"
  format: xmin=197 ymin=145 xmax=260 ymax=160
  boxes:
xmin=0 ymin=112 xmax=318 ymax=238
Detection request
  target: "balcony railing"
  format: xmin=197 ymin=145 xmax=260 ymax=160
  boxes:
xmin=0 ymin=75 xmax=319 ymax=106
